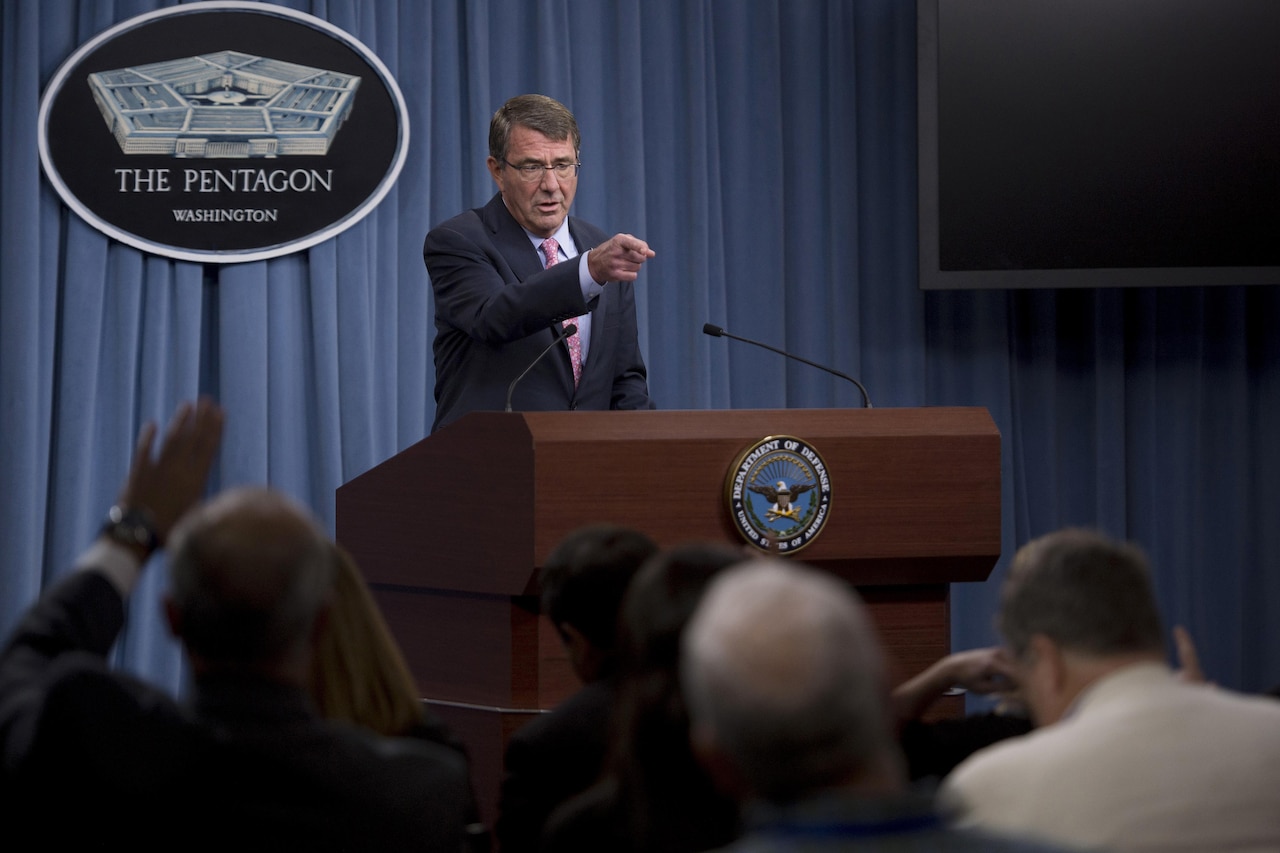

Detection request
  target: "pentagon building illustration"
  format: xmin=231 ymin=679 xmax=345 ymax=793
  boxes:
xmin=87 ymin=50 xmax=360 ymax=158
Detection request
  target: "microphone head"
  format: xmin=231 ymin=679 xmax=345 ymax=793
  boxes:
xmin=563 ymin=323 xmax=578 ymax=337
xmin=703 ymin=323 xmax=725 ymax=337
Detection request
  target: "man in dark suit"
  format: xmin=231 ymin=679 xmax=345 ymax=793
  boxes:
xmin=0 ymin=399 xmax=475 ymax=851
xmin=494 ymin=524 xmax=658 ymax=853
xmin=424 ymin=93 xmax=656 ymax=432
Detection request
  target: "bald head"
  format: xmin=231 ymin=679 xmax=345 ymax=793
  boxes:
xmin=681 ymin=558 xmax=898 ymax=804
xmin=166 ymin=487 xmax=335 ymax=672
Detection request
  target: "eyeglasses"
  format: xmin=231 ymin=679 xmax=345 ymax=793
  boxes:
xmin=503 ymin=160 xmax=581 ymax=182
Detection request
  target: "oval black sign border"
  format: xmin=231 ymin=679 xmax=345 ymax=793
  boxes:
xmin=37 ymin=1 xmax=410 ymax=264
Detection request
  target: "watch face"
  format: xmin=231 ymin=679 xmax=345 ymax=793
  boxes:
xmin=104 ymin=506 xmax=158 ymax=550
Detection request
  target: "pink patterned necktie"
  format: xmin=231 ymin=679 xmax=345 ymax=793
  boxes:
xmin=541 ymin=237 xmax=582 ymax=386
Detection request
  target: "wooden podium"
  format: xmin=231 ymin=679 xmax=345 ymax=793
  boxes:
xmin=335 ymin=407 xmax=1000 ymax=824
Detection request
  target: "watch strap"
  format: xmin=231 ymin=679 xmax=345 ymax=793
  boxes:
xmin=101 ymin=504 xmax=160 ymax=554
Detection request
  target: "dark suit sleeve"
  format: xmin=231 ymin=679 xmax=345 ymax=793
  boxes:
xmin=603 ymin=279 xmax=656 ymax=411
xmin=425 ymin=214 xmax=588 ymax=346
xmin=0 ymin=570 xmax=125 ymax=775
xmin=494 ymin=727 xmax=552 ymax=853
xmin=494 ymin=682 xmax=614 ymax=853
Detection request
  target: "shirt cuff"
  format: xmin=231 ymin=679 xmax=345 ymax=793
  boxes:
xmin=75 ymin=538 xmax=146 ymax=599
xmin=579 ymin=252 xmax=605 ymax=297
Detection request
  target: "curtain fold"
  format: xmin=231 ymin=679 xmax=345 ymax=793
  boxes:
xmin=3 ymin=0 xmax=1277 ymax=697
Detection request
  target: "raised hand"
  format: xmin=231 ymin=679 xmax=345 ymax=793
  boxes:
xmin=587 ymin=233 xmax=656 ymax=284
xmin=115 ymin=397 xmax=225 ymax=546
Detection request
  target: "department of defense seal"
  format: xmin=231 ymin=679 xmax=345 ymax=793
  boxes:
xmin=725 ymin=435 xmax=832 ymax=554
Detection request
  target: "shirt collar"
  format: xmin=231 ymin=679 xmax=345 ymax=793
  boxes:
xmin=524 ymin=220 xmax=576 ymax=259
xmin=1061 ymin=660 xmax=1174 ymax=720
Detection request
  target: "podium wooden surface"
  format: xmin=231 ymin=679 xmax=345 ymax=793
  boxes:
xmin=335 ymin=407 xmax=1001 ymax=826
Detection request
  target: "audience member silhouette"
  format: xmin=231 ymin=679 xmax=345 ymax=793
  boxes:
xmin=941 ymin=527 xmax=1280 ymax=852
xmin=541 ymin=541 xmax=745 ymax=853
xmin=893 ymin=622 xmax=1227 ymax=785
xmin=494 ymin=523 xmax=658 ymax=853
xmin=311 ymin=540 xmax=488 ymax=848
xmin=679 ymin=557 xmax=1076 ymax=852
xmin=0 ymin=399 xmax=475 ymax=851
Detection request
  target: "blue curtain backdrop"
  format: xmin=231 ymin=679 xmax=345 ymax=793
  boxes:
xmin=2 ymin=0 xmax=1277 ymax=697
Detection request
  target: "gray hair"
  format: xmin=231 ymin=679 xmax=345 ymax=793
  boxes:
xmin=488 ymin=94 xmax=581 ymax=162
xmin=999 ymin=528 xmax=1165 ymax=660
xmin=168 ymin=487 xmax=336 ymax=666
xmin=680 ymin=558 xmax=891 ymax=804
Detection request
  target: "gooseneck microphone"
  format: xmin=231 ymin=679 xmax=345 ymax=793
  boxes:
xmin=506 ymin=324 xmax=578 ymax=412
xmin=703 ymin=322 xmax=873 ymax=408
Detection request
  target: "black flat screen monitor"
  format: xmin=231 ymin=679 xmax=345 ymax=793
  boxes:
xmin=917 ymin=0 xmax=1280 ymax=289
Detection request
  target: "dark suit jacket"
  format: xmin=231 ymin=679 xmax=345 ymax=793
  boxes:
xmin=0 ymin=568 xmax=474 ymax=852
xmin=424 ymin=193 xmax=655 ymax=432
xmin=494 ymin=678 xmax=616 ymax=853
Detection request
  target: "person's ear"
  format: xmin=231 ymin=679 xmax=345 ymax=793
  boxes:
xmin=1022 ymin=633 xmax=1074 ymax=725
xmin=557 ymin=621 xmax=585 ymax=654
xmin=558 ymin=622 xmax=604 ymax=682
xmin=1029 ymin=633 xmax=1066 ymax=692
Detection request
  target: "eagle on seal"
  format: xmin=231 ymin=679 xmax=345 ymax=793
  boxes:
xmin=748 ymin=479 xmax=816 ymax=521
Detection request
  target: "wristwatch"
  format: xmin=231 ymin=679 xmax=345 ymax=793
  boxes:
xmin=101 ymin=504 xmax=160 ymax=555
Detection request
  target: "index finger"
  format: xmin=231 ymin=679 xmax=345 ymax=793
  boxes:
xmin=618 ymin=234 xmax=653 ymax=256
xmin=119 ymin=421 xmax=160 ymax=503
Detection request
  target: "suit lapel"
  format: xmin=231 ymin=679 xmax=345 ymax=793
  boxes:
xmin=483 ymin=193 xmax=581 ymax=394
xmin=482 ymin=193 xmax=543 ymax=282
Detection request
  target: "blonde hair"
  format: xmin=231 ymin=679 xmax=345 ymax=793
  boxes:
xmin=310 ymin=543 xmax=424 ymax=737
